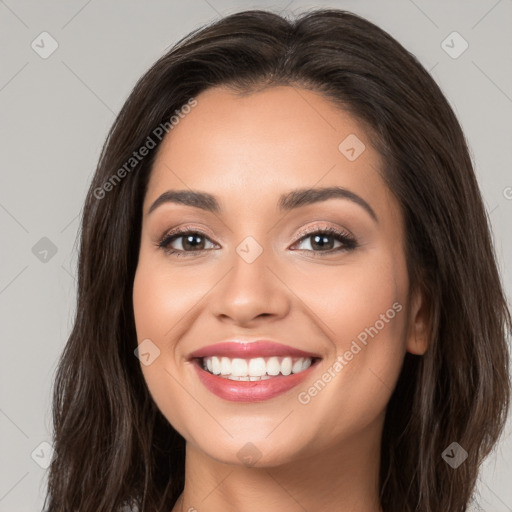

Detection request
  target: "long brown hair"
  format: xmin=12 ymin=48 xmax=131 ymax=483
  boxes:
xmin=44 ymin=9 xmax=511 ymax=512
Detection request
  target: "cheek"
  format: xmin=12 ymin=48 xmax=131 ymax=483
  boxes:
xmin=132 ymin=259 xmax=199 ymax=434
xmin=294 ymin=249 xmax=409 ymax=432
xmin=292 ymin=249 xmax=408 ymax=349
xmin=332 ymin=253 xmax=408 ymax=375
xmin=132 ymin=264 xmax=176 ymax=341
xmin=132 ymin=255 xmax=206 ymax=342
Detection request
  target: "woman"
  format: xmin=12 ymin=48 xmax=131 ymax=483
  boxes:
xmin=44 ymin=8 xmax=511 ymax=512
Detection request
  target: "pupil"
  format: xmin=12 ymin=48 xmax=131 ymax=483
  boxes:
xmin=184 ymin=234 xmax=204 ymax=250
xmin=312 ymin=234 xmax=333 ymax=250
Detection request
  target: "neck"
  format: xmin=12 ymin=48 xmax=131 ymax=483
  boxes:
xmin=172 ymin=417 xmax=383 ymax=512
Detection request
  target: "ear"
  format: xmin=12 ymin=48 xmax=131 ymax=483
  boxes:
xmin=405 ymin=285 xmax=430 ymax=355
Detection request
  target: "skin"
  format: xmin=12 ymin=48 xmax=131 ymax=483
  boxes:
xmin=132 ymin=85 xmax=429 ymax=512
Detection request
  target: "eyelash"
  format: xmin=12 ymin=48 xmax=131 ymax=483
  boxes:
xmin=156 ymin=225 xmax=358 ymax=258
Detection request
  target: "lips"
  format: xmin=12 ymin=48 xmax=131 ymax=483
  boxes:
xmin=187 ymin=340 xmax=323 ymax=402
xmin=187 ymin=340 xmax=322 ymax=360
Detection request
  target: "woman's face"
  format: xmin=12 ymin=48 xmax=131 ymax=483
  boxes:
xmin=132 ymin=85 xmax=427 ymax=467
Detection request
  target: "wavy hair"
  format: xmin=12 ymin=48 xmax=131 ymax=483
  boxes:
xmin=44 ymin=8 xmax=511 ymax=512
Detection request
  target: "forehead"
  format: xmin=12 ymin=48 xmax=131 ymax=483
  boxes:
xmin=145 ymin=85 xmax=397 ymax=221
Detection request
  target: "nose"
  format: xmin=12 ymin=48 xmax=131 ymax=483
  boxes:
xmin=209 ymin=244 xmax=291 ymax=327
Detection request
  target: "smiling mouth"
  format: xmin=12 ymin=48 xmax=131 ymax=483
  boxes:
xmin=194 ymin=355 xmax=321 ymax=381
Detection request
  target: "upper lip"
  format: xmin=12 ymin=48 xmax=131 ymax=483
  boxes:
xmin=187 ymin=340 xmax=322 ymax=360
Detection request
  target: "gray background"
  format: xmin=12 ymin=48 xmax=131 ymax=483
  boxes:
xmin=1 ymin=0 xmax=511 ymax=510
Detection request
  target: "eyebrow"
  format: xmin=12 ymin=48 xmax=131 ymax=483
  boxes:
xmin=147 ymin=186 xmax=378 ymax=223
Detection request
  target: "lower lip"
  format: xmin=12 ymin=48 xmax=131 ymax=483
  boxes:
xmin=192 ymin=359 xmax=320 ymax=402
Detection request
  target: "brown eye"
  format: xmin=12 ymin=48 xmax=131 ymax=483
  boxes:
xmin=291 ymin=227 xmax=357 ymax=254
xmin=158 ymin=229 xmax=216 ymax=256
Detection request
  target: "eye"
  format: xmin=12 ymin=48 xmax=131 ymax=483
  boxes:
xmin=290 ymin=226 xmax=357 ymax=255
xmin=157 ymin=227 xmax=217 ymax=257
xmin=156 ymin=225 xmax=357 ymax=258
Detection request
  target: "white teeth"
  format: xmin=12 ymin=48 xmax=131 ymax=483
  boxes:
xmin=231 ymin=358 xmax=248 ymax=377
xmin=281 ymin=357 xmax=292 ymax=376
xmin=220 ymin=357 xmax=231 ymax=375
xmin=227 ymin=375 xmax=272 ymax=381
xmin=301 ymin=358 xmax=312 ymax=371
xmin=248 ymin=357 xmax=267 ymax=376
xmin=201 ymin=355 xmax=315 ymax=378
xmin=292 ymin=358 xmax=303 ymax=373
xmin=211 ymin=356 xmax=221 ymax=375
xmin=267 ymin=357 xmax=281 ymax=376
